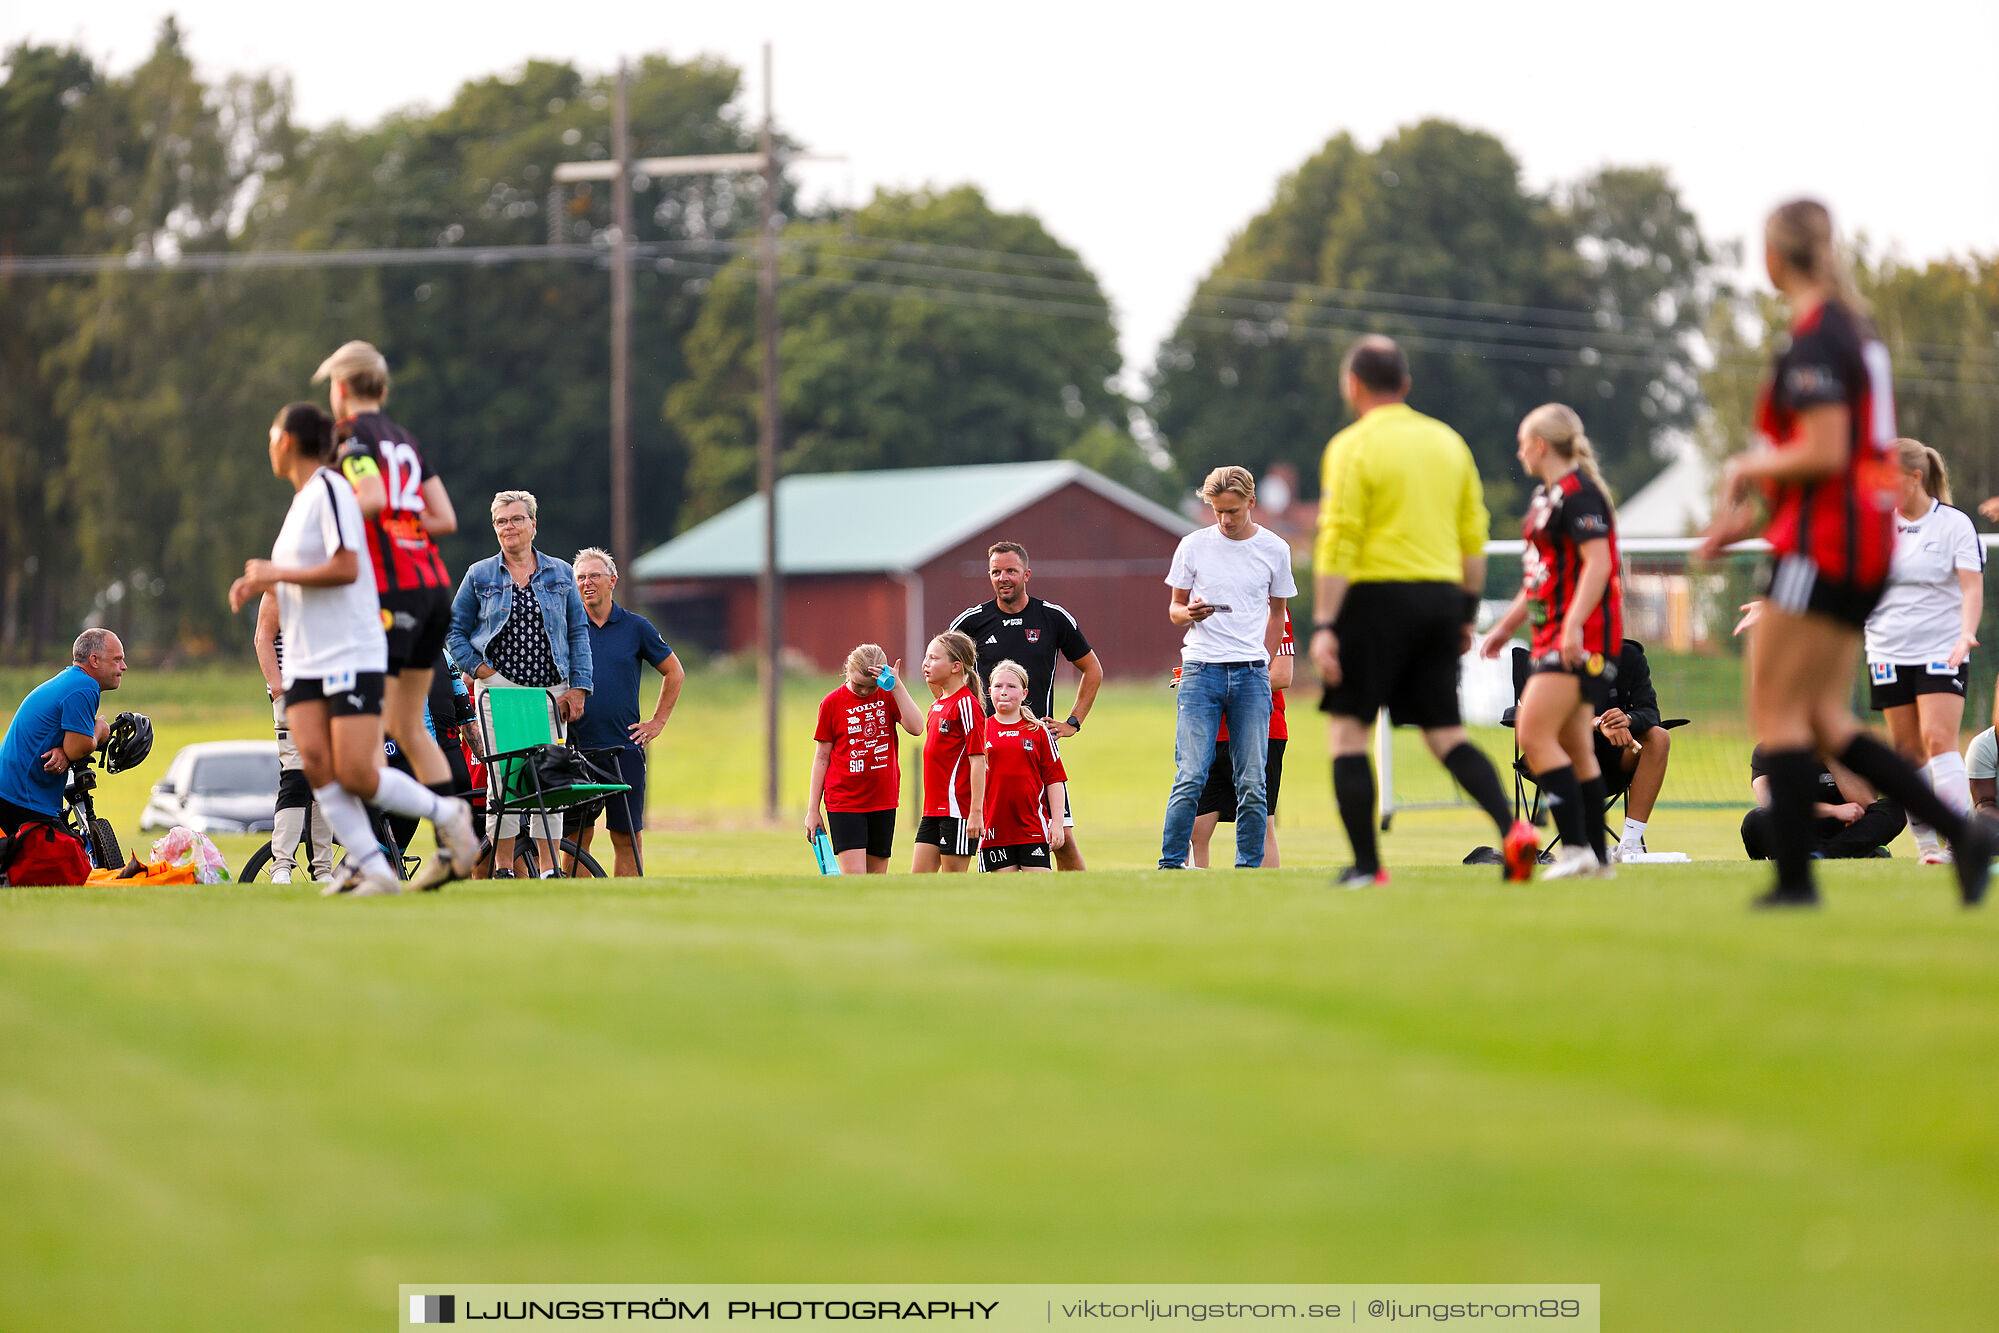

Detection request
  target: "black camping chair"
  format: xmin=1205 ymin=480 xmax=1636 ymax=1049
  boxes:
xmin=1499 ymin=641 xmax=1690 ymax=853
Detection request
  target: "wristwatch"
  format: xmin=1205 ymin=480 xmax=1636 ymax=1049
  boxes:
xmin=1312 ymin=622 xmax=1337 ymax=636
xmin=1065 ymin=714 xmax=1083 ymax=732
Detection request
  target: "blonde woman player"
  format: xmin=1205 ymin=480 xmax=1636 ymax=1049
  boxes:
xmin=1479 ymin=404 xmax=1624 ymax=881
xmin=1864 ymin=438 xmax=1984 ymax=863
xmin=1699 ymin=198 xmax=1993 ymax=907
xmin=970 ymin=660 xmax=1068 ymax=873
xmin=912 ymin=631 xmax=986 ymax=873
xmin=806 ymin=643 xmax=924 ymax=874
xmin=229 ymin=403 xmax=476 ymax=895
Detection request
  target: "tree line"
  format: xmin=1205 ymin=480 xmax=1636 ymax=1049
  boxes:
xmin=2 ymin=21 xmax=1993 ymax=663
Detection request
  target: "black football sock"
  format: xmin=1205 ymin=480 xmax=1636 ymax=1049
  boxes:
xmin=1580 ymin=774 xmax=1610 ymax=861
xmin=1332 ymin=755 xmax=1379 ymax=875
xmin=1836 ymin=733 xmax=1967 ymax=843
xmin=1443 ymin=742 xmax=1514 ymax=837
xmin=1538 ymin=764 xmax=1587 ymax=851
xmin=1761 ymin=747 xmax=1819 ymax=893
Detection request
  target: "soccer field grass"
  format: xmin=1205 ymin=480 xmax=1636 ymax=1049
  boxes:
xmin=5 ymin=665 xmax=1996 ymax=1330
xmin=4 ymin=864 xmax=1997 ymax=1332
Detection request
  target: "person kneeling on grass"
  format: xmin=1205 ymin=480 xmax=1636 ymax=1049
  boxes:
xmin=1967 ymin=727 xmax=1997 ymax=820
xmin=1742 ymin=746 xmax=1902 ymax=861
xmin=806 ymin=644 xmax=924 ymax=874
xmin=969 ymin=660 xmax=1067 ymax=873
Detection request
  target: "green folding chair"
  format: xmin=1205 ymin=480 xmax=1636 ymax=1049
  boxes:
xmin=477 ymin=686 xmax=629 ymax=878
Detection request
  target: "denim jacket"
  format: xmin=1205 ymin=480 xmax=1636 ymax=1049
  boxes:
xmin=446 ymin=550 xmax=595 ymax=694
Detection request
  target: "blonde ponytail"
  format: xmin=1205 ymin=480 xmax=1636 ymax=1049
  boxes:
xmin=931 ymin=630 xmax=983 ymax=699
xmin=1521 ymin=402 xmax=1616 ymax=514
xmin=1767 ymin=198 xmax=1869 ymax=316
xmin=1892 ymin=437 xmax=1951 ymax=505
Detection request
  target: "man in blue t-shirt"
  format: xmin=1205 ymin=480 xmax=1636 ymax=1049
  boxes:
xmin=0 ymin=630 xmax=128 ymax=832
xmin=567 ymin=549 xmax=683 ymax=877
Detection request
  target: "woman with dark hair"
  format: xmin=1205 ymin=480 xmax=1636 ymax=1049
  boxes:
xmin=229 ymin=403 xmax=476 ymax=896
xmin=1699 ymin=201 xmax=1994 ymax=907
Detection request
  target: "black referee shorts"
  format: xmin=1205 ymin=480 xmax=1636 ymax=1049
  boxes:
xmin=1319 ymin=582 xmax=1465 ymax=729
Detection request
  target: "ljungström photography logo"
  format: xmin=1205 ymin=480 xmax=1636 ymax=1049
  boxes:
xmin=411 ymin=1293 xmax=456 ymax=1323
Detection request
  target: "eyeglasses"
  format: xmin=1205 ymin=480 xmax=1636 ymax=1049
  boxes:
xmin=576 ymin=573 xmax=611 ymax=583
xmin=493 ymin=516 xmax=531 ymax=528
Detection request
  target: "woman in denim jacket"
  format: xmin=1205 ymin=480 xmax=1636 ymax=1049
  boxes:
xmin=447 ymin=489 xmax=594 ymax=874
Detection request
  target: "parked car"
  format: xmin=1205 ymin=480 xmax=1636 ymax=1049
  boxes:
xmin=140 ymin=741 xmax=281 ymax=834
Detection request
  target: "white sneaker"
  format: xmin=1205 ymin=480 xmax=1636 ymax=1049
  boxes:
xmin=1541 ymin=847 xmax=1611 ymax=881
xmin=1920 ymin=847 xmax=1955 ymax=866
xmin=269 ymin=868 xmax=293 ymax=885
xmin=408 ymin=797 xmax=477 ymax=892
xmin=350 ymin=868 xmax=403 ymax=897
xmin=1609 ymin=839 xmax=1645 ymax=864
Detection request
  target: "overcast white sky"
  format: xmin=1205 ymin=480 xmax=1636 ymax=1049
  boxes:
xmin=11 ymin=1 xmax=1997 ymax=389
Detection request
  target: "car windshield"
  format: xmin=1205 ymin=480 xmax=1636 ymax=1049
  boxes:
xmin=191 ymin=754 xmax=278 ymax=797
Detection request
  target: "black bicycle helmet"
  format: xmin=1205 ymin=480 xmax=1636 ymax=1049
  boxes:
xmin=104 ymin=711 xmax=154 ymax=773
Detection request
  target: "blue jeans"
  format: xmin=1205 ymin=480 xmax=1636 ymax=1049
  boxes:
xmin=1159 ymin=661 xmax=1273 ymax=868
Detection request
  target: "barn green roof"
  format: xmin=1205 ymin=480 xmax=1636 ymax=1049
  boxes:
xmin=631 ymin=461 xmax=1192 ymax=579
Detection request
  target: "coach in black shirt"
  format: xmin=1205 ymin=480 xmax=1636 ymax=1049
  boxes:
xmin=949 ymin=540 xmax=1104 ymax=870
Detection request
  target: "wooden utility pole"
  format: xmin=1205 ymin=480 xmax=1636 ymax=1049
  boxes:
xmin=554 ymin=46 xmax=838 ymax=823
xmin=756 ymin=42 xmax=783 ymax=822
xmin=609 ymin=63 xmax=634 ymax=578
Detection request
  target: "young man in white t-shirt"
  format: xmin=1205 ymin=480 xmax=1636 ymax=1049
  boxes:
xmin=1158 ymin=465 xmax=1297 ymax=869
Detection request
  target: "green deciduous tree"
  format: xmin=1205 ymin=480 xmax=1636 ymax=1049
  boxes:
xmin=668 ymin=186 xmax=1123 ymax=523
xmin=1150 ymin=122 xmax=1713 ymax=525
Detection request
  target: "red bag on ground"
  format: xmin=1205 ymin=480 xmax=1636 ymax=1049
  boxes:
xmin=3 ymin=820 xmax=93 ymax=887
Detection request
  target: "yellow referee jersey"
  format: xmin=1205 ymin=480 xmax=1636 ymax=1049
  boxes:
xmin=1312 ymin=402 xmax=1490 ymax=583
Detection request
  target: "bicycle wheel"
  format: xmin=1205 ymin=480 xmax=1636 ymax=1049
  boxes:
xmin=86 ymin=818 xmax=122 ymax=869
xmin=475 ymin=837 xmax=604 ymax=879
xmin=241 ymin=836 xmax=346 ymax=883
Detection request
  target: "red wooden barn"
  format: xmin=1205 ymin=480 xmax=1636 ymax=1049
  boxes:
xmin=630 ymin=462 xmax=1197 ymax=677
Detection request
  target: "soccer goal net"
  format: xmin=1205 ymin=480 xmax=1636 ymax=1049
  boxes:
xmin=1378 ymin=536 xmax=1999 ymax=819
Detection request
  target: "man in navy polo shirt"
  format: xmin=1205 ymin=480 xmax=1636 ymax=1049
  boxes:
xmin=0 ymin=629 xmax=126 ymax=833
xmin=568 ymin=548 xmax=683 ymax=877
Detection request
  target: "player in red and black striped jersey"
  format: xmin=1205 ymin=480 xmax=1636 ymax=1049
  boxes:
xmin=1479 ymin=404 xmax=1622 ymax=879
xmin=313 ymin=341 xmax=477 ymax=883
xmin=1698 ymin=201 xmax=1993 ymax=907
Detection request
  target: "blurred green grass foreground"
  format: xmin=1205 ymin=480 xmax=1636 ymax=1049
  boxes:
xmin=2 ymin=666 xmax=1996 ymax=1332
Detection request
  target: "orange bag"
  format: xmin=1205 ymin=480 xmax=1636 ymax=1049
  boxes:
xmin=85 ymin=861 xmax=200 ymax=886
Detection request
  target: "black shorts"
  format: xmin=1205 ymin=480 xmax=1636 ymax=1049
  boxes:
xmin=381 ymin=586 xmax=453 ymax=674
xmin=1196 ymin=737 xmax=1286 ymax=821
xmin=981 ymin=841 xmax=1051 ymax=871
xmin=1868 ymin=661 xmax=1969 ymax=711
xmin=285 ymin=671 xmax=385 ymax=717
xmin=1762 ymin=554 xmax=1882 ymax=632
xmin=1319 ymin=582 xmax=1465 ymax=728
xmin=564 ymin=747 xmax=647 ymax=835
xmin=827 ymin=808 xmax=896 ymax=859
xmin=1525 ymin=649 xmax=1618 ymax=712
xmin=0 ymin=795 xmax=50 ymax=838
xmin=915 ymin=815 xmax=975 ymax=857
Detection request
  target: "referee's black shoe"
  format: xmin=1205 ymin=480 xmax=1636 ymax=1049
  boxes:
xmin=1951 ymin=814 xmax=1996 ymax=907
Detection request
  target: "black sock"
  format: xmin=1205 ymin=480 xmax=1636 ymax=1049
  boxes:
xmin=1762 ymin=747 xmax=1819 ymax=892
xmin=1539 ymin=764 xmax=1587 ymax=851
xmin=1580 ymin=774 xmax=1609 ymax=861
xmin=1443 ymin=742 xmax=1514 ymax=837
xmin=1836 ymin=733 xmax=1966 ymax=843
xmin=1332 ymin=755 xmax=1379 ymax=874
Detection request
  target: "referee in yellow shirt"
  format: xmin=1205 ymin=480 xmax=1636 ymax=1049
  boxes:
xmin=1308 ymin=336 xmax=1533 ymax=886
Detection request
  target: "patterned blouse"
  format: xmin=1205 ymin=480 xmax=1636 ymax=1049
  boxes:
xmin=486 ymin=580 xmax=561 ymax=688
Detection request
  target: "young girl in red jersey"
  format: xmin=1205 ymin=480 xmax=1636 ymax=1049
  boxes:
xmin=1479 ymin=403 xmax=1621 ymax=881
xmin=1699 ymin=200 xmax=1993 ymax=907
xmin=912 ymin=631 xmax=985 ymax=873
xmin=969 ymin=660 xmax=1067 ymax=873
xmin=806 ymin=643 xmax=924 ymax=874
